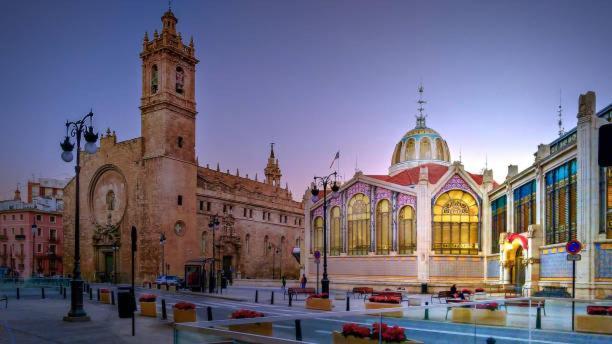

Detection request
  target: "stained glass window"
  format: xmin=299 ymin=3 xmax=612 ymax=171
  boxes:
xmin=491 ymin=196 xmax=507 ymax=254
xmin=375 ymin=200 xmax=392 ymax=255
xmin=420 ymin=137 xmax=431 ymax=160
xmin=513 ymin=180 xmax=536 ymax=233
xmin=405 ymin=139 xmax=416 ymax=160
xmin=398 ymin=206 xmax=416 ymax=254
xmin=348 ymin=193 xmax=371 ymax=255
xmin=312 ymin=217 xmax=323 ymax=253
xmin=432 ymin=190 xmax=479 ymax=255
xmin=545 ymin=159 xmax=577 ymax=244
xmin=330 ymin=207 xmax=342 ymax=255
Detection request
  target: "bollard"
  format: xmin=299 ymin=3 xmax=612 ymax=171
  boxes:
xmin=295 ymin=319 xmax=302 ymax=341
xmin=346 ymin=296 xmax=350 ymax=311
xmin=536 ymin=305 xmax=542 ymax=330
xmin=255 ymin=290 xmax=259 ymax=303
xmin=97 ymin=288 xmax=100 ymax=301
xmin=424 ymin=301 xmax=430 ymax=320
xmin=63 ymin=286 xmax=67 ymax=299
xmin=42 ymin=287 xmax=45 ymax=299
xmin=111 ymin=291 xmax=116 ymax=305
xmin=16 ymin=287 xmax=20 ymax=300
xmin=166 ymin=284 xmax=169 ymax=292
xmin=149 ymin=282 xmax=152 ymax=289
xmin=207 ymin=306 xmax=213 ymax=321
xmin=486 ymin=338 xmax=496 ymax=344
xmin=161 ymin=299 xmax=167 ymax=320
xmin=157 ymin=283 xmax=160 ymax=290
xmin=89 ymin=288 xmax=93 ymax=300
xmin=270 ymin=291 xmax=274 ymax=305
xmin=289 ymin=293 xmax=292 ymax=307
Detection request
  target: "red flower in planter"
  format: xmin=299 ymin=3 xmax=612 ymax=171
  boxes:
xmin=173 ymin=301 xmax=196 ymax=310
xmin=368 ymin=295 xmax=401 ymax=304
xmin=461 ymin=289 xmax=472 ymax=295
xmin=475 ymin=302 xmax=499 ymax=311
xmin=586 ymin=305 xmax=608 ymax=315
xmin=307 ymin=293 xmax=329 ymax=300
xmin=475 ymin=288 xmax=485 ymax=293
xmin=230 ymin=309 xmax=265 ymax=319
xmin=99 ymin=288 xmax=110 ymax=293
xmin=371 ymin=323 xmax=406 ymax=342
xmin=342 ymin=323 xmax=370 ymax=338
xmin=138 ymin=293 xmax=157 ymax=302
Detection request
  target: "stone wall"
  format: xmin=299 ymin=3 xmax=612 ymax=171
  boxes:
xmin=429 ymin=256 xmax=484 ymax=280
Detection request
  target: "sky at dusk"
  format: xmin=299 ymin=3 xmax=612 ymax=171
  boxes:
xmin=1 ymin=0 xmax=611 ymax=200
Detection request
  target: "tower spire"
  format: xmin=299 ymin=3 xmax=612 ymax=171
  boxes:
xmin=558 ymin=89 xmax=565 ymax=137
xmin=264 ymin=143 xmax=281 ymax=186
xmin=415 ymin=83 xmax=427 ymax=128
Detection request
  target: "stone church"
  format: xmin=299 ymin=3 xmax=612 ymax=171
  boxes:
xmin=62 ymin=9 xmax=304 ymax=284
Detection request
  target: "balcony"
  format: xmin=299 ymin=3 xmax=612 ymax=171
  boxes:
xmin=15 ymin=234 xmax=26 ymax=241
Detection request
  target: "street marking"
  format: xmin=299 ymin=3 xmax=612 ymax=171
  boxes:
xmin=321 ymin=319 xmax=571 ymax=344
xmin=315 ymin=330 xmax=333 ymax=335
xmin=273 ymin=325 xmax=294 ymax=329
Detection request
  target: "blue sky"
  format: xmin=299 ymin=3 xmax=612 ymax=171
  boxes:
xmin=1 ymin=0 xmax=611 ymax=199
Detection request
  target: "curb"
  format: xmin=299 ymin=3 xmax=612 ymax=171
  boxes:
xmin=177 ymin=290 xmax=247 ymax=302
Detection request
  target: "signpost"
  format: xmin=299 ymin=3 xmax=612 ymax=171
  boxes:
xmin=314 ymin=250 xmax=321 ymax=294
xmin=566 ymin=239 xmax=582 ymax=332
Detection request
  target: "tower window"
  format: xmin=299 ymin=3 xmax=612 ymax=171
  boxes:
xmin=177 ymin=195 xmax=183 ymax=206
xmin=175 ymin=66 xmax=184 ymax=94
xmin=206 ymin=202 xmax=211 ymax=211
xmin=177 ymin=136 xmax=184 ymax=148
xmin=151 ymin=65 xmax=158 ymax=94
xmin=199 ymin=201 xmax=204 ymax=211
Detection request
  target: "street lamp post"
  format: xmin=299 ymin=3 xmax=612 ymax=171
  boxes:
xmin=60 ymin=110 xmax=98 ymax=322
xmin=208 ymin=214 xmax=220 ymax=293
xmin=159 ymin=233 xmax=166 ymax=277
xmin=31 ymin=219 xmax=37 ymax=277
xmin=111 ymin=243 xmax=119 ymax=284
xmin=310 ymin=172 xmax=340 ymax=296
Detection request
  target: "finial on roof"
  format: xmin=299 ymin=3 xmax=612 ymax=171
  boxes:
xmin=236 ymin=168 xmax=240 ymax=177
xmin=216 ymin=162 xmax=220 ymax=171
xmin=144 ymin=31 xmax=149 ymax=42
xmin=255 ymin=173 xmax=258 ymax=181
xmin=269 ymin=142 xmax=275 ymax=159
xmin=106 ymin=128 xmax=111 ymax=136
xmin=558 ymin=89 xmax=565 ymax=137
xmin=206 ymin=163 xmax=209 ymax=169
xmin=154 ymin=30 xmax=158 ymax=38
xmin=189 ymin=36 xmax=194 ymax=48
xmin=415 ymin=82 xmax=428 ymax=128
xmin=246 ymin=174 xmax=249 ymax=179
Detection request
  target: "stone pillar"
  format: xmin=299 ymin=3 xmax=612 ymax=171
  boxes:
xmin=303 ymin=200 xmax=311 ymax=277
xmin=416 ymin=167 xmax=431 ymax=282
xmin=341 ymin=190 xmax=347 ymax=255
xmin=391 ymin=192 xmax=398 ymax=253
xmin=506 ymin=184 xmax=514 ymax=233
xmin=481 ymin=169 xmax=494 ymax=280
xmin=576 ymin=91 xmax=598 ymax=298
xmin=524 ymin=224 xmax=542 ymax=295
xmin=369 ymin=186 xmax=376 ymax=254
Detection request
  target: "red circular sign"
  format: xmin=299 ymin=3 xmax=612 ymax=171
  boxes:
xmin=314 ymin=250 xmax=321 ymax=263
xmin=566 ymin=240 xmax=582 ymax=255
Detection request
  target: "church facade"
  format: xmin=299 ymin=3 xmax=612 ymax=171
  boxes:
xmin=304 ymin=91 xmax=612 ymax=298
xmin=62 ymin=10 xmax=303 ymax=284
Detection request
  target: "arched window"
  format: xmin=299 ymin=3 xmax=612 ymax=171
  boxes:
xmin=106 ymin=190 xmax=115 ymax=211
xmin=151 ymin=65 xmax=158 ymax=94
xmin=432 ymin=190 xmax=479 ymax=255
xmin=312 ymin=217 xmax=323 ymax=253
xmin=201 ymin=231 xmax=207 ymax=254
xmin=375 ymin=200 xmax=391 ymax=254
xmin=398 ymin=206 xmax=416 ymax=254
xmin=405 ymin=138 xmax=416 ymax=160
xmin=175 ymin=66 xmax=184 ymax=94
xmin=245 ymin=234 xmax=250 ymax=253
xmin=392 ymin=142 xmax=402 ymax=164
xmin=177 ymin=136 xmax=184 ymax=148
xmin=296 ymin=237 xmax=300 ymax=247
xmin=348 ymin=194 xmax=371 ymax=255
xmin=264 ymin=235 xmax=269 ymax=255
xmin=330 ymin=207 xmax=341 ymax=255
xmin=435 ymin=139 xmax=445 ymax=160
xmin=420 ymin=137 xmax=431 ymax=160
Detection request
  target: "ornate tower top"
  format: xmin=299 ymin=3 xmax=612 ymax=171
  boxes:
xmin=265 ymin=143 xmax=282 ymax=186
xmin=415 ymin=83 xmax=427 ymax=128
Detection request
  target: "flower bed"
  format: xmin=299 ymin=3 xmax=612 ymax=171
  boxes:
xmin=475 ymin=288 xmax=485 ymax=293
xmin=173 ymin=302 xmax=196 ymax=323
xmin=366 ymin=295 xmax=403 ymax=317
xmin=575 ymin=305 xmax=612 ymax=335
xmin=228 ymin=309 xmax=272 ymax=336
xmin=451 ymin=303 xmax=506 ymax=326
xmin=461 ymin=289 xmax=472 ymax=295
xmin=139 ymin=294 xmax=157 ymax=317
xmin=369 ymin=295 xmax=402 ymax=304
xmin=332 ymin=322 xmax=422 ymax=343
xmin=306 ymin=294 xmax=333 ymax=311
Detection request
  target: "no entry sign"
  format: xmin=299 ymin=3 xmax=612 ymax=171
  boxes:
xmin=314 ymin=250 xmax=321 ymax=264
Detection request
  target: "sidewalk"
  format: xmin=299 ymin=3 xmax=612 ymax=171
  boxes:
xmin=0 ymin=295 xmax=173 ymax=343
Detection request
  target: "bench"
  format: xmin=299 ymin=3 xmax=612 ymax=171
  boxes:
xmin=0 ymin=295 xmax=6 ymax=308
xmin=431 ymin=291 xmax=453 ymax=303
xmin=284 ymin=287 xmax=315 ymax=301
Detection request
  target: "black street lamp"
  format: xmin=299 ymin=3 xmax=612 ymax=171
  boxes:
xmin=268 ymin=244 xmax=279 ymax=279
xmin=159 ymin=233 xmax=166 ymax=276
xmin=61 ymin=110 xmax=98 ymax=322
xmin=310 ymin=172 xmax=340 ymax=296
xmin=111 ymin=243 xmax=119 ymax=284
xmin=208 ymin=214 xmax=220 ymax=293
xmin=31 ymin=218 xmax=37 ymax=277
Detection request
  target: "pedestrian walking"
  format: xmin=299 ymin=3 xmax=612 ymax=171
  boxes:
xmin=281 ymin=275 xmax=286 ymax=290
xmin=300 ymin=274 xmax=307 ymax=289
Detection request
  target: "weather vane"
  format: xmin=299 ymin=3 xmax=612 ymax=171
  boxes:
xmin=416 ymin=83 xmax=427 ymax=128
xmin=558 ymin=89 xmax=565 ymax=137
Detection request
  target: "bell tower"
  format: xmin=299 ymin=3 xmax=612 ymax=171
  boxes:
xmin=140 ymin=9 xmax=198 ymax=162
xmin=264 ymin=143 xmax=282 ymax=186
xmin=139 ymin=9 xmax=198 ymax=278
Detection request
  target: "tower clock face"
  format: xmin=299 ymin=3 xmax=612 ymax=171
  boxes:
xmin=174 ymin=221 xmax=185 ymax=236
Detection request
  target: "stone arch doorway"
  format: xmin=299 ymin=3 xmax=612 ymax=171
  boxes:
xmin=500 ymin=233 xmax=528 ymax=289
xmin=512 ymin=246 xmax=526 ymax=288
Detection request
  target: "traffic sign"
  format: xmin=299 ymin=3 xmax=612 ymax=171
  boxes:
xmin=314 ymin=250 xmax=321 ymax=264
xmin=566 ymin=240 xmax=582 ymax=255
xmin=567 ymin=254 xmax=581 ymax=261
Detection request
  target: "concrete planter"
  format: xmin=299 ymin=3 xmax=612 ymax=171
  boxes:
xmin=575 ymin=315 xmax=612 ymax=335
xmin=306 ymin=298 xmax=333 ymax=311
xmin=365 ymin=302 xmax=403 ymax=317
xmin=228 ymin=322 xmax=273 ymax=336
xmin=100 ymin=291 xmax=111 ymax=304
xmin=451 ymin=308 xmax=506 ymax=326
xmin=173 ymin=309 xmax=196 ymax=323
xmin=332 ymin=331 xmax=422 ymax=344
xmin=140 ymin=301 xmax=157 ymax=317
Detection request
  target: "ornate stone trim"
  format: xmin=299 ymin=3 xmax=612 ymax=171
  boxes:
xmin=345 ymin=182 xmax=371 ymax=200
xmin=374 ymin=187 xmax=392 ymax=202
xmin=434 ymin=174 xmax=478 ymax=202
xmin=397 ymin=193 xmax=416 ymax=209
